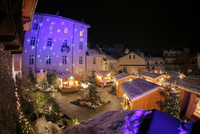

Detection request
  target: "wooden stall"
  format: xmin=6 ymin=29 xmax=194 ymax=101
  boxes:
xmin=113 ymin=73 xmax=136 ymax=98
xmin=94 ymin=70 xmax=115 ymax=86
xmin=139 ymin=71 xmax=166 ymax=85
xmin=120 ymin=78 xmax=165 ymax=110
xmin=163 ymin=75 xmax=200 ymax=121
xmin=59 ymin=72 xmax=82 ymax=93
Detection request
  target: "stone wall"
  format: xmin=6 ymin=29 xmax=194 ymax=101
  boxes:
xmin=0 ymin=43 xmax=17 ymax=134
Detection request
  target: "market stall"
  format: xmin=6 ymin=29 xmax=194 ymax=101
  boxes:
xmin=59 ymin=72 xmax=82 ymax=93
xmin=94 ymin=70 xmax=115 ymax=86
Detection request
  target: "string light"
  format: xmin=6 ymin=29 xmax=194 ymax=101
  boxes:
xmin=15 ymin=87 xmax=36 ymax=134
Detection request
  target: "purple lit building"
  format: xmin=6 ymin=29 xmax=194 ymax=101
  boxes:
xmin=22 ymin=13 xmax=90 ymax=80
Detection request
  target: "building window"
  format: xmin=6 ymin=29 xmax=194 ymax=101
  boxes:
xmin=133 ymin=55 xmax=135 ymax=59
xmin=79 ymin=57 xmax=83 ymax=64
xmin=49 ymin=25 xmax=54 ymax=30
xmin=63 ymin=40 xmax=67 ymax=46
xmin=194 ymin=97 xmax=200 ymax=118
xmin=93 ymin=57 xmax=96 ymax=64
xmin=47 ymin=38 xmax=52 ymax=46
xmin=79 ymin=42 xmax=83 ymax=49
xmin=29 ymin=55 xmax=34 ymax=65
xmin=129 ymin=55 xmax=131 ymax=59
xmin=30 ymin=37 xmax=36 ymax=46
xmin=80 ymin=31 xmax=83 ymax=36
xmin=155 ymin=61 xmax=157 ymax=64
xmin=64 ymin=28 xmax=68 ymax=33
xmin=33 ymin=23 xmax=38 ymax=30
xmin=160 ymin=62 xmax=163 ymax=64
xmin=62 ymin=56 xmax=67 ymax=64
xmin=46 ymin=55 xmax=51 ymax=64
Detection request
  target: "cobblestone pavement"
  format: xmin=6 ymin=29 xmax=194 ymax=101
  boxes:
xmin=51 ymin=86 xmax=122 ymax=121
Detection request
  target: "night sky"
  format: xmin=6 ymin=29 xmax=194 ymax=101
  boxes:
xmin=36 ymin=0 xmax=200 ymax=53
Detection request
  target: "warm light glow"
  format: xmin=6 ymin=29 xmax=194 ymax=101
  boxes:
xmin=81 ymin=83 xmax=89 ymax=88
xmin=80 ymin=31 xmax=83 ymax=36
xmin=129 ymin=79 xmax=132 ymax=81
xmin=64 ymin=27 xmax=68 ymax=33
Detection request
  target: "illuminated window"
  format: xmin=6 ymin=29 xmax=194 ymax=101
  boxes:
xmin=80 ymin=31 xmax=83 ymax=36
xmin=29 ymin=55 xmax=34 ymax=65
xmin=79 ymin=57 xmax=83 ymax=64
xmin=46 ymin=55 xmax=51 ymax=64
xmin=49 ymin=25 xmax=54 ymax=30
xmin=30 ymin=37 xmax=36 ymax=46
xmin=64 ymin=28 xmax=68 ymax=33
xmin=194 ymin=98 xmax=200 ymax=118
xmin=33 ymin=23 xmax=38 ymax=30
xmin=47 ymin=38 xmax=52 ymax=46
xmin=63 ymin=40 xmax=67 ymax=46
xmin=93 ymin=57 xmax=96 ymax=64
xmin=62 ymin=56 xmax=67 ymax=64
xmin=79 ymin=42 xmax=83 ymax=49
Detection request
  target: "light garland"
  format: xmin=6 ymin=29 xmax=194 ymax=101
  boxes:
xmin=15 ymin=87 xmax=35 ymax=134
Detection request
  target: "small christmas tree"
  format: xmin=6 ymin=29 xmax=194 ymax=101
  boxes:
xmin=86 ymin=71 xmax=102 ymax=106
xmin=157 ymin=87 xmax=181 ymax=118
xmin=47 ymin=69 xmax=57 ymax=86
xmin=28 ymin=67 xmax=37 ymax=88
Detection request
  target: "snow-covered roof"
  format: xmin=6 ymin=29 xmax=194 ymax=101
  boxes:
xmin=103 ymin=54 xmax=118 ymax=62
xmin=59 ymin=72 xmax=81 ymax=78
xmin=114 ymin=73 xmax=134 ymax=81
xmin=165 ymin=71 xmax=185 ymax=78
xmin=35 ymin=12 xmax=90 ymax=28
xmin=139 ymin=71 xmax=164 ymax=79
xmin=62 ymin=109 xmax=192 ymax=134
xmin=86 ymin=49 xmax=105 ymax=57
xmin=118 ymin=51 xmax=146 ymax=60
xmin=94 ymin=70 xmax=111 ymax=75
xmin=121 ymin=78 xmax=161 ymax=101
xmin=164 ymin=76 xmax=200 ymax=95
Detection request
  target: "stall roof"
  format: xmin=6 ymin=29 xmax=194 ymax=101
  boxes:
xmin=121 ymin=78 xmax=161 ymax=101
xmin=164 ymin=76 xmax=200 ymax=95
xmin=114 ymin=73 xmax=135 ymax=81
xmin=139 ymin=71 xmax=164 ymax=79
xmin=94 ymin=70 xmax=111 ymax=75
xmin=86 ymin=49 xmax=105 ymax=57
xmin=59 ymin=72 xmax=81 ymax=78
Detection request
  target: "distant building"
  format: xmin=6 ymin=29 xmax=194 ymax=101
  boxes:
xmin=22 ymin=13 xmax=90 ymax=80
xmin=163 ymin=48 xmax=190 ymax=72
xmin=86 ymin=49 xmax=105 ymax=75
xmin=117 ymin=51 xmax=146 ymax=74
xmin=146 ymin=57 xmax=165 ymax=73
xmin=86 ymin=49 xmax=118 ymax=76
xmin=190 ymin=52 xmax=200 ymax=71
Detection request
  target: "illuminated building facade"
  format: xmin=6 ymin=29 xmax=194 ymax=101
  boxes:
xmin=22 ymin=13 xmax=90 ymax=79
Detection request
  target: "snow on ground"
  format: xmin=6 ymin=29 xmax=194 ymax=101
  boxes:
xmin=61 ymin=109 xmax=152 ymax=134
xmin=35 ymin=116 xmax=62 ymax=134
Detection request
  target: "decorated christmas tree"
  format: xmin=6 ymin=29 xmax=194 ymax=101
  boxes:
xmin=157 ymin=88 xmax=181 ymax=118
xmin=86 ymin=71 xmax=102 ymax=106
